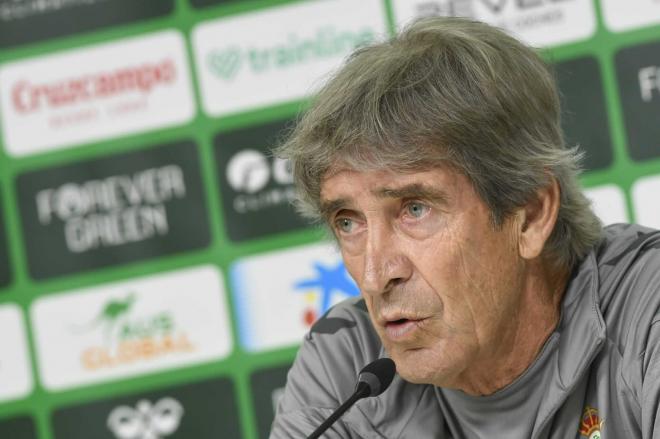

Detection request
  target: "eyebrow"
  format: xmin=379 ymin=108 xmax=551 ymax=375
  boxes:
xmin=319 ymin=183 xmax=449 ymax=221
xmin=319 ymin=198 xmax=349 ymax=221
xmin=375 ymin=183 xmax=449 ymax=203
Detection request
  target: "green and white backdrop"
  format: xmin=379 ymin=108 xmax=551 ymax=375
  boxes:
xmin=0 ymin=0 xmax=659 ymax=438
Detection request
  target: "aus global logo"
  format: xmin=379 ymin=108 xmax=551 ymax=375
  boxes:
xmin=32 ymin=266 xmax=231 ymax=391
xmin=294 ymin=260 xmax=359 ymax=327
xmin=75 ymin=293 xmax=194 ymax=372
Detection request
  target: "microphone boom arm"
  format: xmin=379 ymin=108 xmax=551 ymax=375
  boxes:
xmin=306 ymin=382 xmax=370 ymax=439
xmin=305 ymin=358 xmax=395 ymax=439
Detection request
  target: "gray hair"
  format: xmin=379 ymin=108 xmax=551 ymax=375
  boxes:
xmin=276 ymin=16 xmax=602 ymax=269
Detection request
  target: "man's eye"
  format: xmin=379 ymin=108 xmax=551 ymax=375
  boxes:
xmin=336 ymin=218 xmax=354 ymax=233
xmin=405 ymin=202 xmax=429 ymax=218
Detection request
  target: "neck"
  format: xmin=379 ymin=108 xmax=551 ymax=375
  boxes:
xmin=457 ymin=259 xmax=570 ymax=396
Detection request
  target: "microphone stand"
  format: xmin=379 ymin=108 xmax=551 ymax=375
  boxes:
xmin=306 ymin=381 xmax=370 ymax=439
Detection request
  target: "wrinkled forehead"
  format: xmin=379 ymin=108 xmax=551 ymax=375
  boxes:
xmin=320 ymin=148 xmax=454 ymax=185
xmin=319 ymin=160 xmax=461 ymax=203
xmin=323 ymin=144 xmax=452 ymax=177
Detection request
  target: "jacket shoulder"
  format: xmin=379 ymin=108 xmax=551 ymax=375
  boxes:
xmin=594 ymin=224 xmax=660 ymax=386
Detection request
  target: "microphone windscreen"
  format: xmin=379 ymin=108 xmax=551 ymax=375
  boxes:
xmin=357 ymin=358 xmax=396 ymax=396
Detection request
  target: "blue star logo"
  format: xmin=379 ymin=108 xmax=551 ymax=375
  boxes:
xmin=294 ymin=261 xmax=359 ymax=314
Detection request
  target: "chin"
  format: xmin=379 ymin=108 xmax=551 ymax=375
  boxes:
xmin=398 ymin=369 xmax=434 ymax=385
xmin=397 ymin=364 xmax=451 ymax=387
xmin=390 ymin=346 xmax=462 ymax=387
xmin=391 ymin=350 xmax=444 ymax=386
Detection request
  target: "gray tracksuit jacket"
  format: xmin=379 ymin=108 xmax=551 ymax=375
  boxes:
xmin=270 ymin=224 xmax=660 ymax=438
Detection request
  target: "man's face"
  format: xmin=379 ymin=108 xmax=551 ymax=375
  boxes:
xmin=320 ymin=166 xmax=527 ymax=388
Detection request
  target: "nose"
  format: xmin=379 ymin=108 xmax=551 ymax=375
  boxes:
xmin=360 ymin=221 xmax=413 ymax=297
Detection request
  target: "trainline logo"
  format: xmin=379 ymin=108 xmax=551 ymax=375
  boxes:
xmin=206 ymin=26 xmax=374 ymax=82
xmin=31 ymin=266 xmax=232 ymax=391
xmin=207 ymin=47 xmax=242 ymax=81
xmin=193 ymin=0 xmax=387 ymax=116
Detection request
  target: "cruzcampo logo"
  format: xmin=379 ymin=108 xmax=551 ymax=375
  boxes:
xmin=579 ymin=406 xmax=603 ymax=439
xmin=73 ymin=293 xmax=195 ymax=371
xmin=207 ymin=26 xmax=375 ymax=81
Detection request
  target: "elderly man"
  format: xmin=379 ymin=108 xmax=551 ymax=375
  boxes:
xmin=270 ymin=17 xmax=660 ymax=438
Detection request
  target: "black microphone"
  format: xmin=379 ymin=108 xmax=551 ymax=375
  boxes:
xmin=307 ymin=358 xmax=396 ymax=439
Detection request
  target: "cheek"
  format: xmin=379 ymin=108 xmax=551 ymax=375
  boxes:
xmin=416 ymin=234 xmax=505 ymax=333
xmin=415 ymin=234 xmax=466 ymax=301
xmin=341 ymin=252 xmax=364 ymax=288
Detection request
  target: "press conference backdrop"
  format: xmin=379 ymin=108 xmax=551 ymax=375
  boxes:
xmin=0 ymin=0 xmax=659 ymax=438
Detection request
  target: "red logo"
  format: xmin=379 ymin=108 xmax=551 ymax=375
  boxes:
xmin=579 ymin=406 xmax=603 ymax=438
xmin=12 ymin=59 xmax=176 ymax=114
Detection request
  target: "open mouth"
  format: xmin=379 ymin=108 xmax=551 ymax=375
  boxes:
xmin=384 ymin=318 xmax=424 ymax=340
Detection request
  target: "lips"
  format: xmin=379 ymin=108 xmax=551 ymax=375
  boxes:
xmin=382 ymin=316 xmax=427 ymax=341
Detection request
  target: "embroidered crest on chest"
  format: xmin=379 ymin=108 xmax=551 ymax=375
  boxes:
xmin=579 ymin=406 xmax=604 ymax=439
